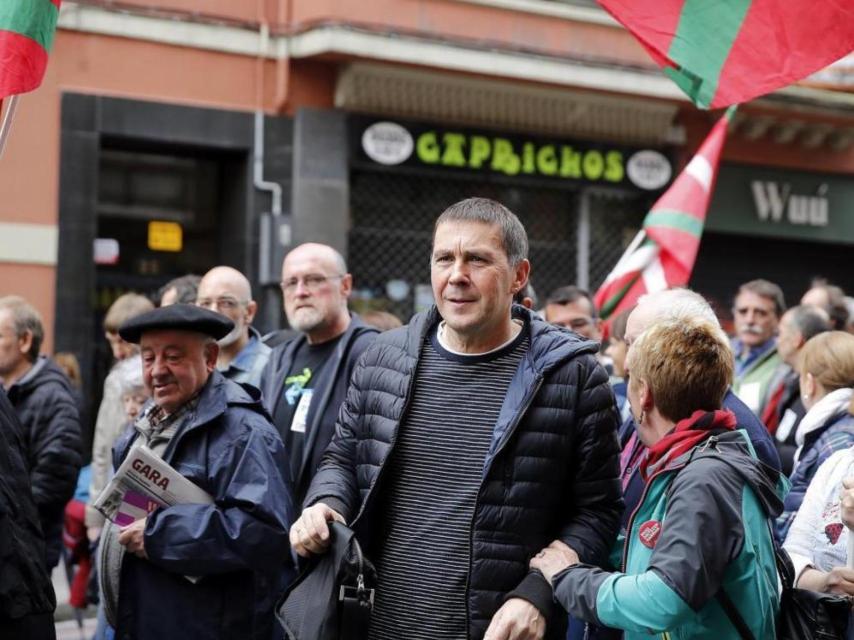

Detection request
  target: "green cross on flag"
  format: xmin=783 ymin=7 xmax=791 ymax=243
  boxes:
xmin=598 ymin=0 xmax=854 ymax=109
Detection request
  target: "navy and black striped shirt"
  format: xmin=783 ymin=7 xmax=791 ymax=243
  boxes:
xmin=368 ymin=323 xmax=528 ymax=640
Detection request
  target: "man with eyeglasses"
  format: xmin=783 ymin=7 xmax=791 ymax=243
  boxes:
xmin=196 ymin=266 xmax=271 ymax=389
xmin=259 ymin=243 xmax=377 ymax=503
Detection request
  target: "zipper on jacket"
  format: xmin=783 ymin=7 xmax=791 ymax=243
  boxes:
xmin=464 ymin=374 xmax=543 ymax=640
xmin=620 ymin=461 xmax=688 ymax=572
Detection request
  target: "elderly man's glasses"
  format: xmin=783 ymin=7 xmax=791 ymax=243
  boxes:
xmin=280 ymin=274 xmax=344 ymax=294
xmin=196 ymin=296 xmax=246 ymax=311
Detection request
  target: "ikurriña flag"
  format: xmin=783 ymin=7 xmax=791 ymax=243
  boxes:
xmin=0 ymin=0 xmax=61 ymax=98
xmin=597 ymin=0 xmax=854 ymax=109
xmin=594 ymin=108 xmax=734 ymax=327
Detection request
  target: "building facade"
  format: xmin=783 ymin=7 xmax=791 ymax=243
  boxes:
xmin=1 ymin=0 xmax=853 ymax=435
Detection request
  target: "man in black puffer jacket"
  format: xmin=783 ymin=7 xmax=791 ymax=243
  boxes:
xmin=0 ymin=388 xmax=56 ymax=639
xmin=0 ymin=296 xmax=82 ymax=570
xmin=291 ymin=198 xmax=623 ymax=640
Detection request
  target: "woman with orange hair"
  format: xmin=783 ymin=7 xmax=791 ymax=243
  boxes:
xmin=531 ymin=318 xmax=782 ymax=639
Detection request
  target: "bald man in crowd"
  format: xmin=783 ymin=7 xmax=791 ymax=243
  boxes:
xmin=260 ymin=243 xmax=377 ymax=503
xmin=196 ymin=266 xmax=271 ymax=388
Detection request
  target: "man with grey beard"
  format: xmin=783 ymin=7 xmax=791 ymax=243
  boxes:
xmin=260 ymin=243 xmax=378 ymax=502
xmin=196 ymin=266 xmax=271 ymax=388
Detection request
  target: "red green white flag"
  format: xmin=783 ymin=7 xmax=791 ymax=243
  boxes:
xmin=0 ymin=0 xmax=61 ymax=98
xmin=594 ymin=108 xmax=734 ymax=325
xmin=597 ymin=0 xmax=854 ymax=109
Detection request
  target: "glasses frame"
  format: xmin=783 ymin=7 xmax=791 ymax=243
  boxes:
xmin=279 ymin=274 xmax=345 ymax=295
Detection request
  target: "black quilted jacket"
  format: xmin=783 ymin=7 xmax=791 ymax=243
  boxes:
xmin=0 ymin=389 xmax=56 ymax=631
xmin=6 ymin=357 xmax=82 ymax=569
xmin=304 ymin=305 xmax=623 ymax=640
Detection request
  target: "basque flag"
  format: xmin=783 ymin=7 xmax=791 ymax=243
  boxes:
xmin=597 ymin=0 xmax=854 ymax=109
xmin=0 ymin=0 xmax=61 ymax=98
xmin=594 ymin=108 xmax=734 ymax=326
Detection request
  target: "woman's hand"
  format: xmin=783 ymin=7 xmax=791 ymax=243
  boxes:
xmin=529 ymin=540 xmax=580 ymax=585
xmin=798 ymin=566 xmax=854 ymax=596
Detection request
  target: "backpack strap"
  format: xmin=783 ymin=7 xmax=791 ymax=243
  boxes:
xmin=715 ymin=588 xmax=755 ymax=640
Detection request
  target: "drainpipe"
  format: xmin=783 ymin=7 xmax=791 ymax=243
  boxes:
xmin=254 ymin=108 xmax=282 ymax=217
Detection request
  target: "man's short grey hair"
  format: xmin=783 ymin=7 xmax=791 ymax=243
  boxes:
xmin=737 ymin=279 xmax=786 ymax=317
xmin=158 ymin=274 xmax=201 ymax=306
xmin=433 ymin=197 xmax=529 ymax=265
xmin=635 ymin=288 xmax=729 ymax=349
xmin=638 ymin=288 xmax=720 ymax=327
xmin=0 ymin=296 xmax=44 ymax=362
xmin=786 ymin=305 xmax=831 ymax=341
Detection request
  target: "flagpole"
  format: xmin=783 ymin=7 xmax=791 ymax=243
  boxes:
xmin=0 ymin=94 xmax=20 ymax=160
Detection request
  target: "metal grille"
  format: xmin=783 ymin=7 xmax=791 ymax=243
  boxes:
xmin=588 ymin=191 xmax=651 ymax=293
xmin=348 ymin=169 xmax=581 ymax=322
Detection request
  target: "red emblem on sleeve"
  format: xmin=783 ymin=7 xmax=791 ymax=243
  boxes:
xmin=639 ymin=520 xmax=662 ymax=549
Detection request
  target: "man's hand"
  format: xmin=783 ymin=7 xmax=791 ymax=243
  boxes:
xmin=483 ymin=598 xmax=546 ymax=640
xmin=289 ymin=502 xmax=346 ymax=558
xmin=840 ymin=477 xmax=854 ymax=530
xmin=118 ymin=519 xmax=148 ymax=559
xmin=86 ymin=526 xmax=102 ymax=543
xmin=529 ymin=540 xmax=580 ymax=585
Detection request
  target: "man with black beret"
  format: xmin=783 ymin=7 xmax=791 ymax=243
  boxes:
xmin=99 ymin=304 xmax=295 ymax=640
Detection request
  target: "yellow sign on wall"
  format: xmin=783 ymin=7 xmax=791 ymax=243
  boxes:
xmin=148 ymin=221 xmax=183 ymax=252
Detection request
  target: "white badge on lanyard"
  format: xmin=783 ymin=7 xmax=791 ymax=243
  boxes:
xmin=290 ymin=389 xmax=313 ymax=434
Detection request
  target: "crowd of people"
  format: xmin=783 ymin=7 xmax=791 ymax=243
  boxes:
xmin=0 ymin=196 xmax=853 ymax=640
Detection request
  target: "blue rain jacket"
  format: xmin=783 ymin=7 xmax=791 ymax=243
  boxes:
xmin=111 ymin=372 xmax=295 ymax=640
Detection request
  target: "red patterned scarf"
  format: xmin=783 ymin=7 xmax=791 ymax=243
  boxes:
xmin=641 ymin=409 xmax=737 ymax=481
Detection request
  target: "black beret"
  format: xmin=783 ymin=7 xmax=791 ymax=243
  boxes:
xmin=118 ymin=304 xmax=234 ymax=344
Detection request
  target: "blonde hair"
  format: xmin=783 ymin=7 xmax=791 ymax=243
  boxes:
xmin=629 ymin=318 xmax=734 ymax=423
xmin=798 ymin=331 xmax=854 ymax=415
xmin=54 ymin=352 xmax=82 ymax=388
xmin=104 ymin=293 xmax=154 ymax=333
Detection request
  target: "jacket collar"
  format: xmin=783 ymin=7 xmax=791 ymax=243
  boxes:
xmin=225 ymin=326 xmax=269 ymax=374
xmin=156 ymin=371 xmax=267 ymax=461
xmin=794 ymin=387 xmax=854 ymax=448
xmin=406 ymin=304 xmax=600 ymax=373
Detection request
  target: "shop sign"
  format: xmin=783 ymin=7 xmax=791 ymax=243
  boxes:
xmin=94 ymin=238 xmax=120 ymax=265
xmin=362 ymin=122 xmax=414 ymax=165
xmin=352 ymin=117 xmax=672 ymax=191
xmin=751 ymin=181 xmax=828 ymax=227
xmin=147 ymin=221 xmax=183 ymax=252
xmin=707 ymin=164 xmax=854 ymax=244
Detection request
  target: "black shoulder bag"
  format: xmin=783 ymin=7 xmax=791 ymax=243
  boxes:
xmin=717 ymin=538 xmax=851 ymax=640
xmin=276 ymin=522 xmax=376 ymax=640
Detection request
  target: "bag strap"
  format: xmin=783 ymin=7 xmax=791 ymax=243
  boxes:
xmin=715 ymin=588 xmax=756 ymax=640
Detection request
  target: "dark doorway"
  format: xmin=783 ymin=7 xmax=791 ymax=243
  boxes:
xmin=56 ymin=95 xmax=292 ymax=453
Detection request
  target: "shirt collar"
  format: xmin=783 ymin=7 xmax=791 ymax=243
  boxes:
xmin=223 ymin=330 xmax=261 ymax=373
xmin=733 ymin=336 xmax=776 ymax=361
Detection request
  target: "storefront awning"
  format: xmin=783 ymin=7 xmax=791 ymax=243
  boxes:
xmin=335 ymin=63 xmax=682 ymax=146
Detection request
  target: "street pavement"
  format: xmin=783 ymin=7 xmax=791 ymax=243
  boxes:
xmin=56 ymin=617 xmax=97 ymax=640
xmin=53 ymin=563 xmax=96 ymax=640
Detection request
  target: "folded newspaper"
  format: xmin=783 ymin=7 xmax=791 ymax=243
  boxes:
xmin=94 ymin=443 xmax=213 ymax=527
